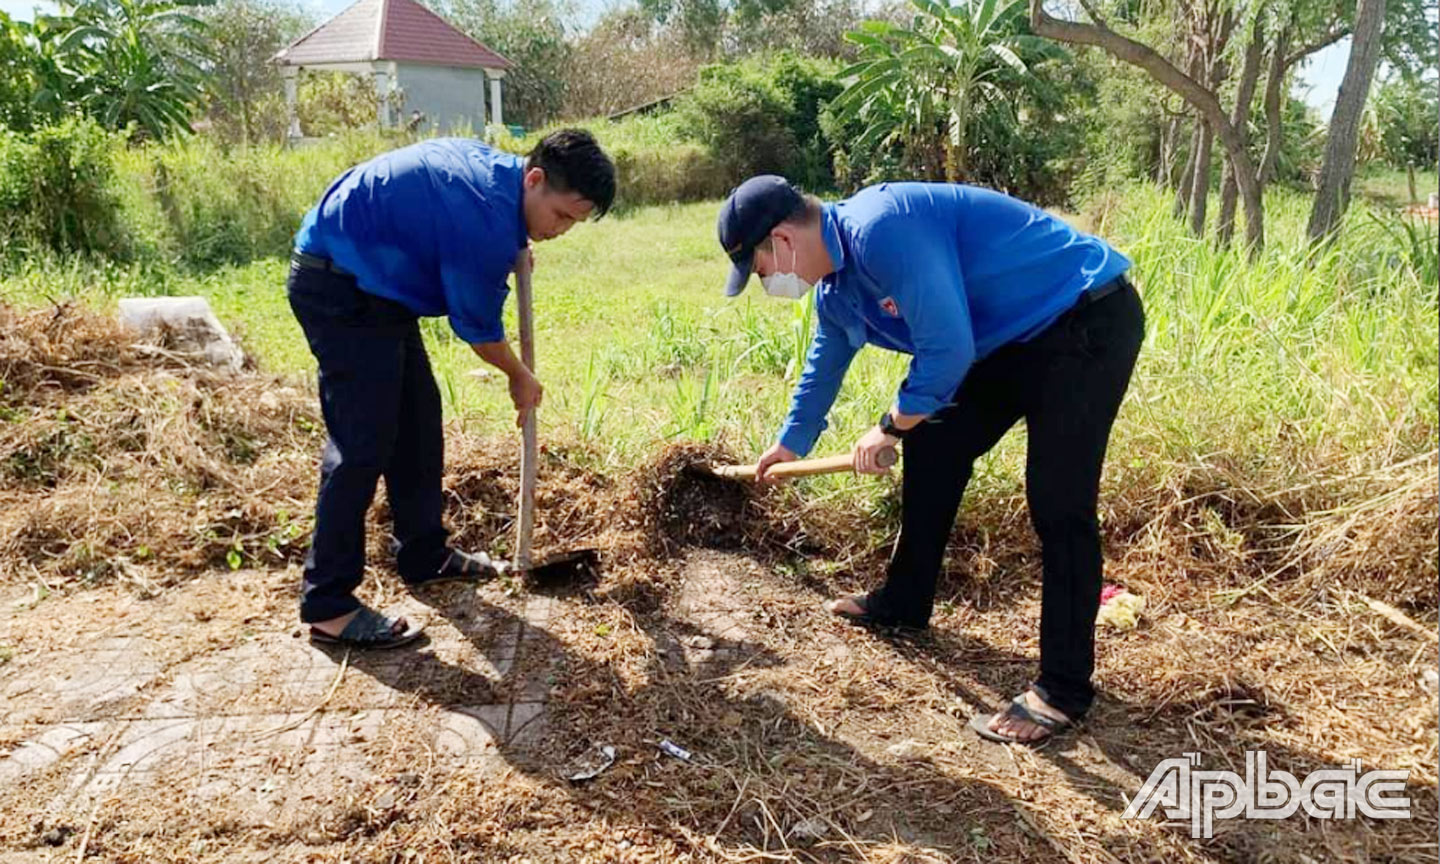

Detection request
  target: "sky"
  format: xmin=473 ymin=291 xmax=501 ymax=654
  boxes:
xmin=0 ymin=0 xmax=1352 ymax=118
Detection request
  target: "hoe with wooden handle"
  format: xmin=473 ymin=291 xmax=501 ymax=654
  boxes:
xmin=510 ymin=250 xmax=598 ymax=587
xmin=704 ymin=445 xmax=897 ymax=481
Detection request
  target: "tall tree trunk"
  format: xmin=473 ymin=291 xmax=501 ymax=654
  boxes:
xmin=945 ymin=93 xmax=970 ymax=183
xmin=1158 ymin=113 xmax=1177 ymax=184
xmin=1308 ymin=0 xmax=1387 ymax=241
xmin=1258 ymin=25 xmax=1291 ymax=189
xmin=1030 ymin=0 xmax=1266 ymax=252
xmin=1258 ymin=18 xmax=1349 ymax=190
xmin=1173 ymin=45 xmax=1205 ymax=217
xmin=1218 ymin=16 xmax=1266 ymax=244
xmin=1187 ymin=13 xmax=1229 ymax=239
xmin=240 ymin=86 xmax=252 ymax=147
xmin=1190 ymin=120 xmax=1213 ymax=236
xmin=1175 ymin=118 xmax=1200 ymax=219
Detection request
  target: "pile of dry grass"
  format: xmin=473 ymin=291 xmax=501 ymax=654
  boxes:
xmin=1094 ymin=450 xmax=1439 ymax=614
xmin=0 ymin=304 xmax=794 ymax=596
xmin=440 ymin=440 xmax=787 ymax=572
xmin=0 ymin=303 xmax=320 ymax=591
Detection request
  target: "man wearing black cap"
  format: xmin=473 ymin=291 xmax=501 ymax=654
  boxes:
xmin=716 ymin=175 xmax=1145 ymax=744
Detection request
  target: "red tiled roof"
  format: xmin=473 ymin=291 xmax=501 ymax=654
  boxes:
xmin=276 ymin=0 xmax=511 ymax=69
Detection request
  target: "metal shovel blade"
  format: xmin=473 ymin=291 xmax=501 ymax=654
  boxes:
xmin=519 ymin=548 xmax=600 ymax=591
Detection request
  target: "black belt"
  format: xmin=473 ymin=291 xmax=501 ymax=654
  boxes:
xmin=291 ymin=250 xmax=353 ymax=277
xmin=1074 ymin=274 xmax=1127 ymax=309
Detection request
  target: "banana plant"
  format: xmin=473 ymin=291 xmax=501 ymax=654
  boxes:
xmin=54 ymin=0 xmax=213 ymax=140
xmin=831 ymin=0 xmax=1049 ymax=182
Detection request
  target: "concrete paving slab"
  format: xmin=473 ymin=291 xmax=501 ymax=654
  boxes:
xmin=0 ymin=573 xmax=565 ymax=834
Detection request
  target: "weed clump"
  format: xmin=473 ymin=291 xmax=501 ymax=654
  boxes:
xmin=630 ymin=443 xmax=762 ymax=554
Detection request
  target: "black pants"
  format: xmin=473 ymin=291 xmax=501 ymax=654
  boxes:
xmin=287 ymin=260 xmax=451 ymax=623
xmin=867 ymin=278 xmax=1145 ymax=721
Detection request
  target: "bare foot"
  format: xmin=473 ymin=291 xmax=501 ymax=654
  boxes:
xmin=824 ymin=596 xmax=867 ymax=617
xmin=987 ymin=690 xmax=1070 ymax=743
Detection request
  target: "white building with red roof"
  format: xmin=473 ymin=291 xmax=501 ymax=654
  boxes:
xmin=273 ymin=0 xmax=513 ymax=137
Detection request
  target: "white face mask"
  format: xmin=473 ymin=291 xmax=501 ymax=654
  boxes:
xmin=760 ymin=241 xmax=814 ymax=300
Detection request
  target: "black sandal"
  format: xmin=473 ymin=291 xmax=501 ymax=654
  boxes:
xmin=404 ymin=548 xmax=505 ymax=588
xmin=823 ymin=594 xmax=927 ymax=631
xmin=309 ymin=606 xmax=424 ymax=649
xmin=970 ymin=692 xmax=1075 ymax=745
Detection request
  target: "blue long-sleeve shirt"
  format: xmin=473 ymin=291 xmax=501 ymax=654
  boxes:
xmin=777 ymin=183 xmax=1131 ymax=456
xmin=294 ymin=138 xmax=528 ymax=345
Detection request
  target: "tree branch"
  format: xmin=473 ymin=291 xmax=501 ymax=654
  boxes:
xmin=1029 ymin=0 xmax=1230 ymax=135
xmin=1075 ymin=0 xmax=1110 ymax=29
xmin=1285 ymin=25 xmax=1351 ymax=68
xmin=1029 ymin=0 xmax=1265 ymax=249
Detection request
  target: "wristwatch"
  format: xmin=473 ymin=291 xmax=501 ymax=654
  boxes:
xmin=878 ymin=410 xmax=910 ymax=440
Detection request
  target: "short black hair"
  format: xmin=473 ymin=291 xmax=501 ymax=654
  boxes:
xmin=755 ymin=194 xmax=823 ymax=253
xmin=526 ymin=129 xmax=616 ymax=219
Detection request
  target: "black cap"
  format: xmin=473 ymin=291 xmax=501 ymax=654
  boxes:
xmin=716 ymin=175 xmax=804 ymax=296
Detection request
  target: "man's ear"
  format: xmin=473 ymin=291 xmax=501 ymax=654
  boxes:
xmin=523 ymin=166 xmax=546 ymax=192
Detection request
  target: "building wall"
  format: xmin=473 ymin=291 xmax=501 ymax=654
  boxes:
xmin=393 ymin=64 xmax=490 ymax=134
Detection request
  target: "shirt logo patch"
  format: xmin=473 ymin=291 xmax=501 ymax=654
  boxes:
xmin=879 ymin=296 xmax=900 ymax=317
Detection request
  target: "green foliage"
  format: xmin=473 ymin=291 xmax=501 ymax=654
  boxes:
xmin=1363 ymin=73 xmax=1440 ymax=170
xmin=0 ymin=117 xmax=126 ymax=259
xmin=1365 ymin=209 xmax=1438 ymax=288
xmin=5 ymin=186 xmax=1430 ymax=524
xmin=677 ymin=62 xmax=798 ymax=182
xmin=829 ymin=0 xmax=1043 ymax=183
xmin=1378 ymin=0 xmax=1440 ymax=81
xmin=200 ymin=0 xmax=314 ymax=145
xmin=55 ymin=0 xmax=215 ymax=141
xmin=111 ymin=130 xmax=397 ymax=268
xmin=610 ymin=140 xmax=733 ymax=207
xmin=0 ymin=13 xmax=39 ymax=130
xmin=0 ymin=125 xmax=393 ymax=270
xmin=1068 ymin=52 xmax=1163 ymax=197
xmin=1255 ymin=96 xmax=1326 ymax=187
xmin=295 ymin=71 xmax=392 ymax=138
xmin=497 ymin=113 xmax=732 ymax=206
xmin=826 ymin=0 xmax=1067 ymax=195
xmin=0 ymin=0 xmax=213 ymax=141
xmin=766 ymin=52 xmax=844 ymax=188
xmin=675 ymin=52 xmax=842 ymax=189
xmin=0 ymin=12 xmax=86 ymax=132
xmin=960 ymin=38 xmax=1085 ymax=205
xmin=440 ymin=0 xmax=573 ymax=127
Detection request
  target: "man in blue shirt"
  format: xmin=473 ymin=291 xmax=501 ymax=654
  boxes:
xmin=289 ymin=130 xmax=615 ymax=649
xmin=717 ymin=176 xmax=1144 ymax=744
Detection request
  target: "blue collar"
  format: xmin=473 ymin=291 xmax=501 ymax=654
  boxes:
xmin=821 ymin=203 xmax=846 ymax=275
xmin=514 ymin=161 xmax=530 ymax=250
xmin=816 ymin=204 xmax=868 ymax=350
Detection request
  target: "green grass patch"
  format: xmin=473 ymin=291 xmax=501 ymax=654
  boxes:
xmin=1355 ymin=165 xmax=1440 ymax=209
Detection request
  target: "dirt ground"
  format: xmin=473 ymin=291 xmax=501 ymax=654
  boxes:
xmin=2 ymin=542 xmax=1436 ymax=863
xmin=1 ymin=304 xmax=1436 ymax=862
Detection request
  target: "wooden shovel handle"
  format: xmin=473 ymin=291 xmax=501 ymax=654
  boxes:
xmin=711 ymin=446 xmax=897 ymax=480
xmin=514 ymin=250 xmax=536 ymax=571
